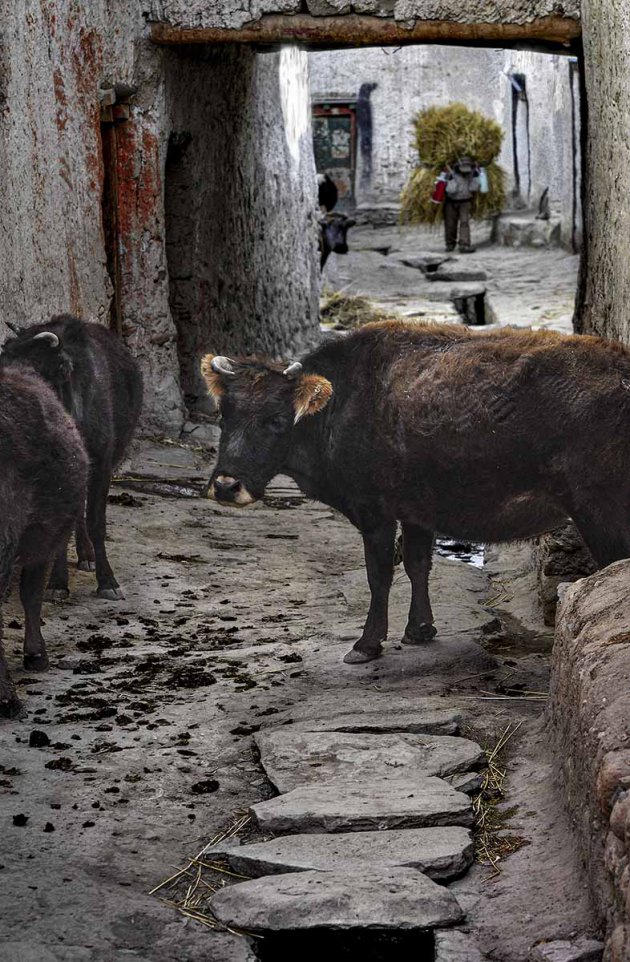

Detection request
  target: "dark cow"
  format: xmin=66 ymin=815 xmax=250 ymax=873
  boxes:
xmin=319 ymin=213 xmax=356 ymax=270
xmin=0 ymin=369 xmax=88 ymax=716
xmin=318 ymin=173 xmax=339 ymax=213
xmin=201 ymin=321 xmax=630 ymax=664
xmin=0 ymin=316 xmax=143 ymax=600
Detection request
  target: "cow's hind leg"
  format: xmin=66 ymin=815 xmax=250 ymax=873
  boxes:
xmin=87 ymin=465 xmax=124 ymax=600
xmin=400 ymin=523 xmax=437 ymax=645
xmin=75 ymin=514 xmax=96 ymax=572
xmin=21 ymin=562 xmax=50 ymax=672
xmin=0 ymin=538 xmax=22 ymax=717
xmin=344 ymin=520 xmax=396 ymax=665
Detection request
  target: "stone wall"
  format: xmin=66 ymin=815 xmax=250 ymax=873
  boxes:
xmin=308 ymin=45 xmax=581 ymax=247
xmin=550 ymin=561 xmax=630 ymax=960
xmin=0 ymin=2 xmax=318 ymax=432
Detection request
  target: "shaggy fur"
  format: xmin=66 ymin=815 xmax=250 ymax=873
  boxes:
xmin=0 ymin=370 xmax=88 ymax=716
xmin=0 ymin=316 xmax=143 ymax=600
xmin=205 ymin=320 xmax=630 ymax=663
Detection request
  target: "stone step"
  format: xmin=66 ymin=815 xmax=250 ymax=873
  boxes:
xmin=281 ymin=693 xmax=462 ymax=736
xmin=210 ymin=867 xmax=464 ymax=933
xmin=251 ymin=774 xmax=473 ymax=834
xmin=208 ymin=825 xmax=473 ymax=881
xmin=254 ymin=730 xmax=485 ymax=793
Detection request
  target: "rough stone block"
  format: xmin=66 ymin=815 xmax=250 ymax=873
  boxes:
xmin=254 ymin=730 xmax=485 ymax=793
xmin=550 ymin=559 xmax=630 ymax=956
xmin=210 ymin=867 xmax=464 ymax=932
xmin=209 ymin=825 xmax=474 ymax=880
xmin=427 ymin=267 xmax=488 ymax=282
xmin=251 ymin=774 xmax=473 ymax=833
xmin=528 ymin=937 xmax=604 ymax=961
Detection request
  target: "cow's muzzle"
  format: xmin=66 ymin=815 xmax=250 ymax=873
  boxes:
xmin=333 ymin=243 xmax=349 ymax=255
xmin=210 ymin=474 xmax=256 ymax=507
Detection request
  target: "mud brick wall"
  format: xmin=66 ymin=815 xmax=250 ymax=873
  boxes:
xmin=549 ymin=560 xmax=630 ymax=960
xmin=164 ymin=44 xmax=319 ymax=410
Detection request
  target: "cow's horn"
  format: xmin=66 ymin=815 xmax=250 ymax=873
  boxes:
xmin=283 ymin=362 xmax=303 ymax=376
xmin=211 ymin=355 xmax=236 ymax=376
xmin=33 ymin=332 xmax=60 ymax=348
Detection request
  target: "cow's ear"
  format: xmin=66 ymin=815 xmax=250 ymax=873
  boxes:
xmin=200 ymin=354 xmax=224 ymax=400
xmin=294 ymin=375 xmax=333 ymax=424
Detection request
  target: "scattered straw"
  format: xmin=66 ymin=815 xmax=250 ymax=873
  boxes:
xmin=472 ymin=722 xmax=529 ymax=879
xmin=320 ymin=291 xmax=394 ymax=330
xmin=150 ymin=813 xmax=254 ymax=933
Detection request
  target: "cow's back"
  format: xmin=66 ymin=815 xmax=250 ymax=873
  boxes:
xmin=303 ymin=322 xmax=630 ymax=524
xmin=30 ymin=316 xmax=142 ymax=466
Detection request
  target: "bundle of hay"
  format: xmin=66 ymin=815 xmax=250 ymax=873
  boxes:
xmin=400 ymin=102 xmax=506 ymax=225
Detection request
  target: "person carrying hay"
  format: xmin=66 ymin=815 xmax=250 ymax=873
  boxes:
xmin=443 ymin=156 xmax=480 ymax=253
xmin=401 ymin=103 xmax=506 ymax=246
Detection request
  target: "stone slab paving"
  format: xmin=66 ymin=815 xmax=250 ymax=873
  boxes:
xmin=210 ymin=867 xmax=464 ymax=932
xmin=254 ymin=730 xmax=485 ymax=792
xmin=209 ymin=825 xmax=473 ymax=880
xmin=251 ymin=774 xmax=473 ymax=834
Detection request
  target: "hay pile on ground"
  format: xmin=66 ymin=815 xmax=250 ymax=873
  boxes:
xmin=401 ymin=102 xmax=506 ymax=226
xmin=320 ymin=290 xmax=393 ymax=330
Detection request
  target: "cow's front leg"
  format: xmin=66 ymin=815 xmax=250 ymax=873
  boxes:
xmin=400 ymin=523 xmax=437 ymax=645
xmin=21 ymin=562 xmax=50 ymax=671
xmin=344 ymin=520 xmax=396 ymax=664
xmin=46 ymin=545 xmax=70 ymax=602
xmin=75 ymin=513 xmax=96 ymax=572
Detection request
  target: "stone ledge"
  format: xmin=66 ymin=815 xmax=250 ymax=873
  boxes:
xmin=549 ymin=560 xmax=630 ymax=960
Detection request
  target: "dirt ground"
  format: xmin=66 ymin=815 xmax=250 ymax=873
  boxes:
xmin=0 ymin=428 xmax=598 ymax=962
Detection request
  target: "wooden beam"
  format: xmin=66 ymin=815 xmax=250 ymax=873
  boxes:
xmin=150 ymin=13 xmax=581 ymax=52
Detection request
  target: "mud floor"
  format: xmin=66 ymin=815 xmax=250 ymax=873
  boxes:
xmin=0 ymin=438 xmax=597 ymax=961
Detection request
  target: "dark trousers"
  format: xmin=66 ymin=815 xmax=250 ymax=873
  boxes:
xmin=444 ymin=199 xmax=472 ymax=249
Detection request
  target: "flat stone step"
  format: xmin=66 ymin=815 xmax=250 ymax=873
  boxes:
xmin=210 ymin=867 xmax=464 ymax=932
xmin=251 ymin=774 xmax=473 ymax=834
xmin=284 ymin=694 xmax=462 ymax=736
xmin=254 ymin=730 xmax=485 ymax=793
xmin=208 ymin=825 xmax=473 ymax=880
xmin=428 ymin=268 xmax=488 ymax=282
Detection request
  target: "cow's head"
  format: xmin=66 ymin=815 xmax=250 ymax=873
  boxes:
xmin=320 ymin=213 xmax=356 ymax=256
xmin=201 ymin=354 xmax=333 ymax=506
xmin=0 ymin=326 xmax=72 ymax=389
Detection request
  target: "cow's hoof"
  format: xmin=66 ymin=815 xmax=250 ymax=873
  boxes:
xmin=23 ymin=653 xmax=50 ymax=672
xmin=402 ymin=624 xmax=438 ymax=646
xmin=77 ymin=559 xmax=96 ymax=572
xmin=97 ymin=587 xmax=125 ymax=601
xmin=0 ymin=692 xmax=25 ymax=719
xmin=45 ymin=588 xmax=69 ymax=603
xmin=343 ymin=647 xmax=381 ymax=664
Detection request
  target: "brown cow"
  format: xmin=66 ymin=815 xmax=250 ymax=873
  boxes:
xmin=201 ymin=321 xmax=630 ymax=664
